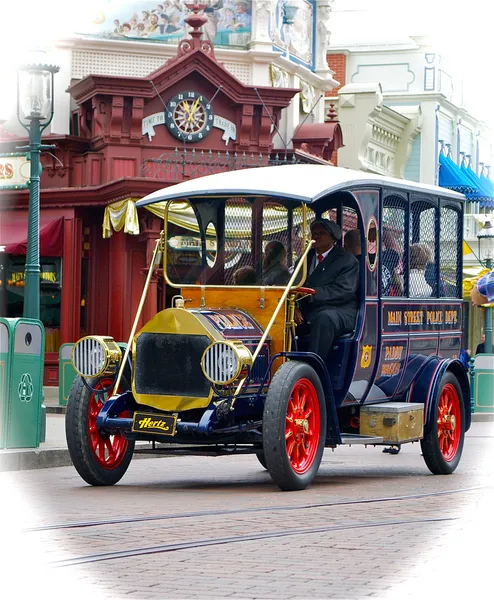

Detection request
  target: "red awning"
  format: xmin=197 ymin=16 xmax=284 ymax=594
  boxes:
xmin=0 ymin=216 xmax=64 ymax=256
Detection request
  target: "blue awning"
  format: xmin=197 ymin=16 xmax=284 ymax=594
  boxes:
xmin=438 ymin=153 xmax=478 ymax=194
xmin=480 ymin=173 xmax=494 ymax=198
xmin=438 ymin=154 xmax=494 ymax=208
xmin=460 ymin=165 xmax=494 ymax=207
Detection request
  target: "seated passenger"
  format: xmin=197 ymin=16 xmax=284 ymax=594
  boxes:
xmin=382 ymin=248 xmax=403 ymax=296
xmin=344 ymin=229 xmax=361 ymax=257
xmin=233 ymin=265 xmax=257 ymax=285
xmin=409 ymin=243 xmax=432 ymax=297
xmin=294 ymin=219 xmax=359 ymax=360
xmin=262 ymin=240 xmax=290 ymax=285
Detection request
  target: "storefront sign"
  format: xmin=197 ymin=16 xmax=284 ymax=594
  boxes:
xmin=142 ymin=113 xmax=237 ymax=144
xmin=0 ymin=153 xmax=30 ymax=190
xmin=7 ymin=259 xmax=61 ymax=292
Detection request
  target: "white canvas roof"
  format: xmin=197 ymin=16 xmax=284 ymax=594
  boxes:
xmin=136 ymin=164 xmax=465 ymax=207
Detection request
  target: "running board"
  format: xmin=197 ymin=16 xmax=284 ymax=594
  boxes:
xmin=340 ymin=434 xmax=384 ymax=445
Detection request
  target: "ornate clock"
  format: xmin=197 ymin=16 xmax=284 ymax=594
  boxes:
xmin=165 ymin=91 xmax=214 ymax=142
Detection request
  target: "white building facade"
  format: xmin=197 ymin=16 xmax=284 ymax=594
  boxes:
xmin=326 ymin=36 xmax=492 ymax=186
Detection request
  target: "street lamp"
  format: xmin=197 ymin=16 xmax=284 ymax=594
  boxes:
xmin=16 ymin=60 xmax=59 ymax=320
xmin=477 ymin=219 xmax=494 ymax=352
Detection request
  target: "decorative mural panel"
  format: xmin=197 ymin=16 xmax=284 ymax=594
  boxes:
xmin=270 ymin=0 xmax=314 ymax=68
xmin=79 ymin=1 xmax=252 ymax=49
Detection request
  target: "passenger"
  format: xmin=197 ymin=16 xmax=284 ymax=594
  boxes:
xmin=294 ymin=219 xmax=359 ymax=360
xmin=262 ymin=240 xmax=290 ymax=285
xmin=409 ymin=243 xmax=432 ymax=297
xmin=382 ymin=248 xmax=403 ymax=296
xmin=343 ymin=229 xmax=361 ymax=257
xmin=233 ymin=265 xmax=257 ymax=285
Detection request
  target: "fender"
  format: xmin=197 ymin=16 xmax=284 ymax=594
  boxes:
xmin=408 ymin=357 xmax=471 ymax=434
xmin=274 ymin=351 xmax=341 ymax=445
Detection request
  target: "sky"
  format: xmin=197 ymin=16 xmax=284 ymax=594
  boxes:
xmin=1 ymin=0 xmax=492 ymax=132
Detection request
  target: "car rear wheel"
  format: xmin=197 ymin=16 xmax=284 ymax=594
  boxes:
xmin=421 ymin=371 xmax=465 ymax=475
xmin=263 ymin=361 xmax=326 ymax=491
xmin=65 ymin=375 xmax=135 ymax=486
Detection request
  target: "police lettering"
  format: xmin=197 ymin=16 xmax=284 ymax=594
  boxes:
xmin=387 ymin=311 xmax=402 ymax=326
xmin=381 ymin=363 xmax=400 ymax=376
xmin=210 ymin=312 xmax=255 ymax=331
xmin=426 ymin=310 xmax=443 ymax=325
xmin=444 ymin=310 xmax=458 ymax=326
xmin=404 ymin=310 xmax=423 ymax=326
xmin=384 ymin=346 xmax=404 ymax=361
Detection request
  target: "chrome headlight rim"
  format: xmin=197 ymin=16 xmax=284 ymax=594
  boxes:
xmin=200 ymin=340 xmax=252 ymax=386
xmin=71 ymin=335 xmax=121 ymax=379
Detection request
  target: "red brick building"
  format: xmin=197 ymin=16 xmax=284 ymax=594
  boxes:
xmin=0 ymin=17 xmax=343 ymax=384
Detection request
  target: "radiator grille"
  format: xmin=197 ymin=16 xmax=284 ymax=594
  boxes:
xmin=134 ymin=333 xmax=211 ymax=397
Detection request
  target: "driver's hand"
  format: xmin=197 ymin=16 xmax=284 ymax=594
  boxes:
xmin=294 ymin=307 xmax=304 ymax=326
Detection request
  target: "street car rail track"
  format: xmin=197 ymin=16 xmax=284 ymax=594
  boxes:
xmin=25 ymin=485 xmax=485 ymax=533
xmin=49 ymin=516 xmax=459 ymax=568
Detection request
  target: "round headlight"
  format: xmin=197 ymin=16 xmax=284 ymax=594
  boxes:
xmin=72 ymin=336 xmax=122 ymax=378
xmin=201 ymin=341 xmax=252 ymax=385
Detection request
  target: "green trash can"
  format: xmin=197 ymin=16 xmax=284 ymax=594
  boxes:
xmin=0 ymin=319 xmax=14 ymax=448
xmin=2 ymin=318 xmax=45 ymax=448
xmin=473 ymin=354 xmax=494 ymax=413
xmin=59 ymin=343 xmax=76 ymax=406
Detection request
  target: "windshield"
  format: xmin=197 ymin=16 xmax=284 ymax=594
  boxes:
xmin=164 ymin=197 xmax=309 ymax=287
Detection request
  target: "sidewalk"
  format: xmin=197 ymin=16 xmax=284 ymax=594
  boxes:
xmin=1 ymin=387 xmax=493 ymax=472
xmin=0 ymin=387 xmax=71 ymax=472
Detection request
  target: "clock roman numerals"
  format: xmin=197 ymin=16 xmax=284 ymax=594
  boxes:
xmin=165 ymin=91 xmax=214 ymax=143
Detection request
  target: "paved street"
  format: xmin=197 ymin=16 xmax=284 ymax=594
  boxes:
xmin=1 ymin=421 xmax=493 ymax=600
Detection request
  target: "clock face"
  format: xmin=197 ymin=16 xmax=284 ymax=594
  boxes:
xmin=165 ymin=91 xmax=214 ymax=143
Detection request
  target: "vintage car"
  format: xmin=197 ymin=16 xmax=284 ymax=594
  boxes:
xmin=66 ymin=164 xmax=470 ymax=491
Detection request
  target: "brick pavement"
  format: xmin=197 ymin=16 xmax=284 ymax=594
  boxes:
xmin=0 ymin=423 xmax=492 ymax=599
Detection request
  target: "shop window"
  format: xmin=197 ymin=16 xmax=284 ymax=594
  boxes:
xmin=5 ymin=257 xmax=61 ymax=352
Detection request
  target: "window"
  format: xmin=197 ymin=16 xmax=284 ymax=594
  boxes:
xmin=382 ymin=196 xmax=406 ymax=297
xmin=439 ymin=205 xmax=461 ymax=298
xmin=410 ymin=201 xmax=436 ymax=298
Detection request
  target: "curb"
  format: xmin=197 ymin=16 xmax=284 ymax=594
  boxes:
xmin=0 ymin=444 xmax=172 ymax=473
xmin=45 ymin=405 xmax=66 ymax=415
xmin=471 ymin=413 xmax=494 ymax=422
xmin=0 ymin=448 xmax=72 ymax=472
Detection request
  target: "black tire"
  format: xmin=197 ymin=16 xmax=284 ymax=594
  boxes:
xmin=421 ymin=371 xmax=465 ymax=475
xmin=263 ymin=361 xmax=327 ymax=491
xmin=65 ymin=375 xmax=135 ymax=486
xmin=256 ymin=451 xmax=268 ymax=470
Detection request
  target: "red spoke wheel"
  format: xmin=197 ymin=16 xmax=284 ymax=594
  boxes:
xmin=420 ymin=371 xmax=465 ymax=475
xmin=263 ymin=361 xmax=326 ymax=491
xmin=66 ymin=375 xmax=135 ymax=486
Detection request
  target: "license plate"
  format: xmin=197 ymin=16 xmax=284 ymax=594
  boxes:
xmin=131 ymin=412 xmax=177 ymax=436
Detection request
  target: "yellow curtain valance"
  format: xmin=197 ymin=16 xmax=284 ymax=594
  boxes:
xmin=102 ymin=198 xmax=140 ymax=239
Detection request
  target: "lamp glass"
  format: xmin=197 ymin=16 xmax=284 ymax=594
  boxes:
xmin=18 ymin=68 xmax=52 ymax=121
xmin=477 ymin=221 xmax=494 ymax=264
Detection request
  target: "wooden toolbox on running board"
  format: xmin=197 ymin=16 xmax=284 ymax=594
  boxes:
xmin=359 ymin=402 xmax=424 ymax=443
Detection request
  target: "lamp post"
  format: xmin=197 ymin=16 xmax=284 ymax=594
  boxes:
xmin=16 ymin=60 xmax=59 ymax=320
xmin=477 ymin=219 xmax=494 ymax=352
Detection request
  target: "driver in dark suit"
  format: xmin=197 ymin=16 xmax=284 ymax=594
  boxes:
xmin=295 ymin=218 xmax=359 ymax=360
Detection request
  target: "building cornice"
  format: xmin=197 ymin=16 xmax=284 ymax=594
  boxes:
xmin=59 ymin=36 xmax=334 ymax=91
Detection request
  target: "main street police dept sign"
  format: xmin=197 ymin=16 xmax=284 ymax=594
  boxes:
xmin=142 ymin=112 xmax=237 ymax=144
